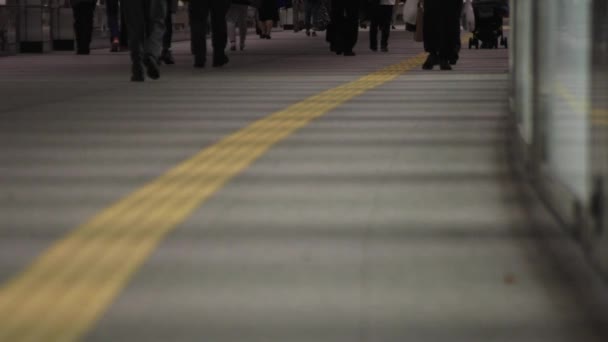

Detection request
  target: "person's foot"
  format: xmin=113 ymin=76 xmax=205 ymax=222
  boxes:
xmin=240 ymin=44 xmax=245 ymax=51
xmin=265 ymin=34 xmax=271 ymax=39
xmin=381 ymin=46 xmax=388 ymax=52
xmin=230 ymin=43 xmax=237 ymax=51
xmin=143 ymin=55 xmax=160 ymax=80
xmin=160 ymin=49 xmax=175 ymax=65
xmin=449 ymin=54 xmax=459 ymax=65
xmin=131 ymin=63 xmax=145 ymax=82
xmin=343 ymin=51 xmax=356 ymax=56
xmin=110 ymin=38 xmax=120 ymax=52
xmin=194 ymin=55 xmax=205 ymax=68
xmin=312 ymin=31 xmax=317 ymax=37
xmin=370 ymin=46 xmax=378 ymax=52
xmin=439 ymin=59 xmax=452 ymax=70
xmin=391 ymin=25 xmax=396 ymax=29
xmin=422 ymin=53 xmax=438 ymax=70
xmin=76 ymin=48 xmax=90 ymax=55
xmin=306 ymin=30 xmax=310 ymax=36
xmin=212 ymin=54 xmax=229 ymax=67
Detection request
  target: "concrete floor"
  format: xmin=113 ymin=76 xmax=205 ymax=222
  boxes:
xmin=1 ymin=29 xmax=607 ymax=341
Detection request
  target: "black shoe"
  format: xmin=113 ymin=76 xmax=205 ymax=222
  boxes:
xmin=312 ymin=31 xmax=317 ymax=37
xmin=335 ymin=50 xmax=343 ymax=55
xmin=391 ymin=25 xmax=396 ymax=29
xmin=343 ymin=51 xmax=356 ymax=56
xmin=131 ymin=63 xmax=145 ymax=82
xmin=381 ymin=46 xmax=388 ymax=52
xmin=370 ymin=46 xmax=378 ymax=52
xmin=143 ymin=55 xmax=160 ymax=80
xmin=160 ymin=49 xmax=175 ymax=65
xmin=212 ymin=54 xmax=229 ymax=67
xmin=76 ymin=49 xmax=90 ymax=55
xmin=440 ymin=59 xmax=452 ymax=70
xmin=110 ymin=42 xmax=119 ymax=53
xmin=422 ymin=53 xmax=438 ymax=70
xmin=194 ymin=55 xmax=205 ymax=68
xmin=306 ymin=30 xmax=310 ymax=36
xmin=449 ymin=55 xmax=459 ymax=65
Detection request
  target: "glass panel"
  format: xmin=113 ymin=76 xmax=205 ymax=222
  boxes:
xmin=542 ymin=0 xmax=592 ymax=202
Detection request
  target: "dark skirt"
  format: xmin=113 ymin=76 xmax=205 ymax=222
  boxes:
xmin=258 ymin=0 xmax=279 ymax=21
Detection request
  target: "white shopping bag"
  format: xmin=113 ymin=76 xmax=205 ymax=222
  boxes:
xmin=463 ymin=0 xmax=475 ymax=32
xmin=403 ymin=0 xmax=419 ymax=26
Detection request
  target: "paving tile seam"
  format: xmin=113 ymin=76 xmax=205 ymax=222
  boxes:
xmin=0 ymin=53 xmax=428 ymax=342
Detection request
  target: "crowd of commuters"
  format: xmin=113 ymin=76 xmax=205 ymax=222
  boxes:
xmin=69 ymin=0 xmax=465 ymax=81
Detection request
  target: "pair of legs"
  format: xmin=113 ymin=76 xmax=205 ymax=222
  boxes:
xmin=105 ymin=0 xmax=129 ymax=51
xmin=292 ymin=0 xmax=304 ymax=31
xmin=304 ymin=0 xmax=321 ymax=36
xmin=258 ymin=19 xmax=273 ymax=38
xmin=422 ymin=0 xmax=462 ymax=70
xmin=369 ymin=4 xmax=392 ymax=51
xmin=123 ymin=0 xmax=167 ymax=81
xmin=329 ymin=0 xmax=359 ymax=55
xmin=189 ymin=0 xmax=230 ymax=68
xmin=72 ymin=1 xmax=96 ymax=54
xmin=227 ymin=4 xmax=248 ymax=50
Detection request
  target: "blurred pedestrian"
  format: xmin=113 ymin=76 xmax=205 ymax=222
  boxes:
xmin=369 ymin=0 xmax=395 ymax=52
xmin=329 ymin=0 xmax=360 ymax=56
xmin=188 ymin=0 xmax=231 ymax=68
xmin=71 ymin=0 xmax=96 ymax=55
xmin=258 ymin=0 xmax=279 ymax=39
xmin=227 ymin=0 xmax=250 ymax=51
xmin=123 ymin=0 xmax=167 ymax=81
xmin=421 ymin=0 xmax=462 ymax=70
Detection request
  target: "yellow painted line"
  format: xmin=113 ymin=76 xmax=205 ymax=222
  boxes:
xmin=555 ymin=82 xmax=608 ymax=126
xmin=0 ymin=53 xmax=428 ymax=342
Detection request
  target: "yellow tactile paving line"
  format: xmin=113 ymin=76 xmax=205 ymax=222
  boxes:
xmin=0 ymin=53 xmax=427 ymax=342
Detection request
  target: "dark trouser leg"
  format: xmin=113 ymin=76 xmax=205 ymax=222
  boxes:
xmin=438 ymin=0 xmax=461 ymax=60
xmin=305 ymin=1 xmax=313 ymax=31
xmin=343 ymin=0 xmax=359 ymax=53
xmin=379 ymin=5 xmax=392 ymax=48
xmin=143 ymin=0 xmax=167 ymax=59
xmin=330 ymin=0 xmax=344 ymax=53
xmin=162 ymin=0 xmax=173 ymax=51
xmin=369 ymin=5 xmax=379 ymax=49
xmin=189 ymin=1 xmax=210 ymax=63
xmin=423 ymin=0 xmax=440 ymax=55
xmin=106 ymin=0 xmax=120 ymax=41
xmin=120 ymin=3 xmax=129 ymax=47
xmin=123 ymin=0 xmax=146 ymax=64
xmin=210 ymin=0 xmax=229 ymax=59
xmin=73 ymin=3 xmax=95 ymax=52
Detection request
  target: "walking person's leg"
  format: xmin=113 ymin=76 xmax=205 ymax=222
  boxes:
xmin=82 ymin=2 xmax=96 ymax=53
xmin=380 ymin=4 xmax=392 ymax=51
xmin=369 ymin=4 xmax=379 ymax=51
xmin=343 ymin=0 xmax=358 ymax=55
xmin=161 ymin=0 xmax=175 ymax=64
xmin=227 ymin=5 xmax=238 ymax=50
xmin=422 ymin=0 xmax=440 ymax=69
xmin=106 ymin=0 xmax=121 ymax=50
xmin=238 ymin=5 xmax=248 ymax=50
xmin=210 ymin=0 xmax=230 ymax=67
xmin=142 ymin=0 xmax=166 ymax=79
xmin=189 ymin=0 xmax=209 ymax=67
xmin=123 ymin=0 xmax=146 ymax=80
